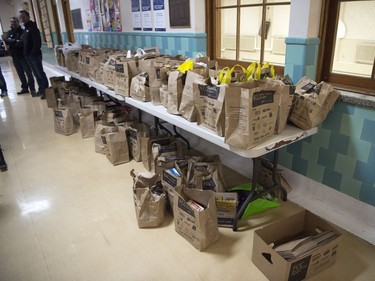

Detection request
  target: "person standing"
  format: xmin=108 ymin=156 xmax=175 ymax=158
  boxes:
xmin=18 ymin=10 xmax=49 ymax=99
xmin=4 ymin=16 xmax=36 ymax=96
xmin=0 ymin=65 xmax=8 ymax=98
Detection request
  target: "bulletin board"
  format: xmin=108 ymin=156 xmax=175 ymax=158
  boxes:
xmin=88 ymin=0 xmax=122 ymax=32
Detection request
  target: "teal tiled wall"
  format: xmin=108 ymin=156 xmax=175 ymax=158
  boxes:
xmin=72 ymin=31 xmax=206 ymax=58
xmin=279 ymin=102 xmax=375 ymax=207
xmin=284 ymin=37 xmax=320 ymax=83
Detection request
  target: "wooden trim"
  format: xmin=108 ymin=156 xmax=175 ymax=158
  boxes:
xmin=62 ymin=0 xmax=74 ymax=43
xmin=319 ymin=0 xmax=375 ymax=94
xmin=205 ymin=0 xmax=213 ymax=58
xmin=50 ymin=0 xmax=62 ymax=45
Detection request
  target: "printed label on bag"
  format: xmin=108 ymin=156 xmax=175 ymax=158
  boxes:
xmin=198 ymin=84 xmax=220 ymax=100
xmin=115 ymin=64 xmax=125 ymax=73
xmin=252 ymin=90 xmax=275 ymax=107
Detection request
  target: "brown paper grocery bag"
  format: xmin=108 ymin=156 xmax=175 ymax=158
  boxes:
xmin=79 ymin=108 xmax=95 ymax=138
xmin=53 ymin=107 xmax=77 ymax=136
xmin=94 ymin=123 xmax=118 ymax=154
xmin=105 ymin=127 xmax=130 ymax=165
xmin=193 ymin=80 xmax=226 ymax=137
xmin=173 ymin=186 xmax=219 ymax=251
xmin=289 ymin=78 xmax=340 ymax=130
xmin=131 ymin=170 xmax=166 ymax=228
xmin=179 ymin=70 xmax=205 ymax=122
xmin=127 ymin=123 xmax=150 ymax=162
xmin=225 ymin=81 xmax=280 ymax=149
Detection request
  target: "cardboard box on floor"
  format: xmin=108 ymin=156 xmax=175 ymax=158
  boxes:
xmin=252 ymin=210 xmax=342 ymax=281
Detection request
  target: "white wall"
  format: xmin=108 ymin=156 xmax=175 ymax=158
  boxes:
xmin=68 ymin=0 xmax=205 ymax=33
xmin=0 ymin=0 xmax=30 ymax=35
xmin=289 ymin=0 xmax=321 ymax=37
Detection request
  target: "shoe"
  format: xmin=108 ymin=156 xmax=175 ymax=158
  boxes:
xmin=17 ymin=89 xmax=29 ymax=95
xmin=0 ymin=91 xmax=8 ymax=98
xmin=31 ymin=91 xmax=39 ymax=97
xmin=0 ymin=145 xmax=7 ymax=172
xmin=40 ymin=93 xmax=46 ymax=100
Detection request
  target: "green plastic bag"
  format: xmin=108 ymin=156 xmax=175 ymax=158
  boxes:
xmin=229 ymin=182 xmax=280 ymax=219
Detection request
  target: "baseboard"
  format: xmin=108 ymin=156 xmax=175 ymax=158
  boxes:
xmin=282 ymin=167 xmax=375 ymax=245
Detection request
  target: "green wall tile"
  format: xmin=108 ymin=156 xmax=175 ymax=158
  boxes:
xmin=279 ymin=149 xmax=294 ymax=168
xmin=335 ymin=153 xmax=356 ymax=177
xmin=167 ymin=37 xmax=175 ymax=49
xmin=340 ymin=114 xmax=364 ymax=137
xmin=354 ymin=106 xmax=375 ymax=121
xmin=347 ymin=137 xmax=371 ymax=162
xmin=311 ymin=127 xmax=331 ymax=149
xmin=306 ymin=163 xmax=325 ymax=182
xmin=339 ymin=176 xmax=362 ymax=199
xmin=301 ymin=142 xmax=319 ymax=162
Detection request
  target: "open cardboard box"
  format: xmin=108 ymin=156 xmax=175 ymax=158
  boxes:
xmin=252 ymin=210 xmax=342 ymax=281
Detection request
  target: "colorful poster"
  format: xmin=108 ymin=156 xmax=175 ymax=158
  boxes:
xmin=141 ymin=0 xmax=152 ymax=31
xmin=132 ymin=0 xmax=142 ymax=31
xmin=89 ymin=0 xmax=102 ymax=31
xmin=153 ymin=0 xmax=166 ymax=31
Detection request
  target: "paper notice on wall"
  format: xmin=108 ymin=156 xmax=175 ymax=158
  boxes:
xmin=132 ymin=0 xmax=142 ymax=31
xmin=153 ymin=0 xmax=166 ymax=31
xmin=141 ymin=0 xmax=153 ymax=31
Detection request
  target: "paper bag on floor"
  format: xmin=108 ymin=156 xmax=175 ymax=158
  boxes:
xmin=79 ymin=108 xmax=95 ymax=138
xmin=131 ymin=169 xmax=166 ymax=228
xmin=53 ymin=107 xmax=78 ymax=136
xmin=127 ymin=123 xmax=150 ymax=162
xmin=94 ymin=122 xmax=118 ymax=154
xmin=105 ymin=127 xmax=130 ymax=165
xmin=174 ymin=186 xmax=219 ymax=251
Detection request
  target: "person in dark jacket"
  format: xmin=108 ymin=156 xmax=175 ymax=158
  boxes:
xmin=4 ymin=16 xmax=36 ymax=95
xmin=18 ymin=10 xmax=49 ymax=99
xmin=0 ymin=65 xmax=8 ymax=97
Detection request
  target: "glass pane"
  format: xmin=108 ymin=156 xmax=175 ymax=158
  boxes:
xmin=217 ymin=8 xmax=237 ymax=60
xmin=240 ymin=0 xmax=262 ymax=5
xmin=217 ymin=0 xmax=238 ymax=7
xmin=263 ymin=4 xmax=289 ymax=66
xmin=239 ymin=6 xmax=262 ymax=62
xmin=332 ymin=1 xmax=375 ymax=77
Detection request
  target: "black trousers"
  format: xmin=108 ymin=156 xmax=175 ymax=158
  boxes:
xmin=12 ymin=55 xmax=35 ymax=91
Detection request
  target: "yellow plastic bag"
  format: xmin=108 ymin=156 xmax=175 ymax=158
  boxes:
xmin=177 ymin=60 xmax=194 ymax=73
xmin=245 ymin=62 xmax=260 ymax=81
xmin=218 ymin=64 xmax=247 ymax=84
xmin=217 ymin=66 xmax=231 ymax=84
xmin=256 ymin=62 xmax=275 ymax=80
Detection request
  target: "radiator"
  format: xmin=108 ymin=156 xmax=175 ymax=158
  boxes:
xmin=272 ymin=38 xmax=286 ymax=55
xmin=355 ymin=43 xmax=375 ymax=65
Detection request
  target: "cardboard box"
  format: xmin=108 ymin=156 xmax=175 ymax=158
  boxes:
xmin=252 ymin=210 xmax=341 ymax=281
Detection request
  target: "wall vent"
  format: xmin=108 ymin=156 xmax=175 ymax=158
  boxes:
xmin=355 ymin=43 xmax=375 ymax=65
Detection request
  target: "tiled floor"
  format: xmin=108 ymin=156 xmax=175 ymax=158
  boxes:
xmin=1 ymin=56 xmax=375 ymax=281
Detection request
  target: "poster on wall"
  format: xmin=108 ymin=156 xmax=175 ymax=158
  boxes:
xmin=141 ymin=0 xmax=152 ymax=31
xmin=132 ymin=0 xmax=142 ymax=31
xmin=97 ymin=0 xmax=122 ymax=32
xmin=153 ymin=0 xmax=166 ymax=31
xmin=89 ymin=0 xmax=102 ymax=31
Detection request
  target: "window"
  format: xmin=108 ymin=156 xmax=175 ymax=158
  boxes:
xmin=319 ymin=0 xmax=375 ymax=94
xmin=207 ymin=0 xmax=291 ymax=75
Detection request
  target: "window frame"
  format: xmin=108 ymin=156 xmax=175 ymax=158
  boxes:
xmin=317 ymin=0 xmax=375 ymax=96
xmin=206 ymin=0 xmax=290 ymax=76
